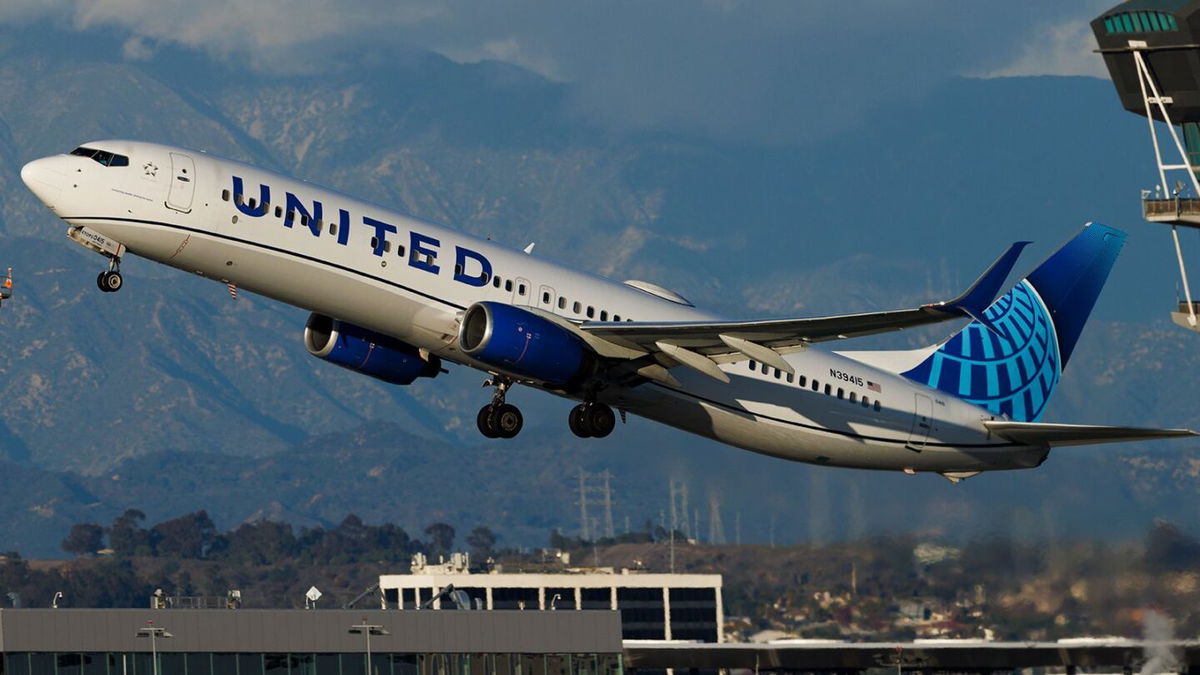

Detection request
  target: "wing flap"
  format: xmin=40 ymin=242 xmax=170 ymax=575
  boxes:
xmin=984 ymin=421 xmax=1197 ymax=447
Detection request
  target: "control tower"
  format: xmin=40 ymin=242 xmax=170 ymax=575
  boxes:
xmin=1093 ymin=0 xmax=1200 ymax=330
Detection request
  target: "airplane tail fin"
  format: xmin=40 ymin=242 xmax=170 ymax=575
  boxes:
xmin=900 ymin=223 xmax=1126 ymax=422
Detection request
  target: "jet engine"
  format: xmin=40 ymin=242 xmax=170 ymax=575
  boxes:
xmin=458 ymin=302 xmax=593 ymax=388
xmin=304 ymin=314 xmax=440 ymax=385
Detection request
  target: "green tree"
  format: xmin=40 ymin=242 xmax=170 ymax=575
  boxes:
xmin=108 ymin=509 xmax=152 ymax=556
xmin=151 ymin=511 xmax=217 ymax=559
xmin=424 ymin=522 xmax=455 ymax=555
xmin=61 ymin=523 xmax=105 ymax=557
xmin=466 ymin=526 xmax=497 ymax=557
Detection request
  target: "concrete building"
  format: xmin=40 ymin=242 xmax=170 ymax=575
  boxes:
xmin=0 ymin=608 xmax=621 ymax=675
xmin=378 ymin=554 xmax=723 ymax=642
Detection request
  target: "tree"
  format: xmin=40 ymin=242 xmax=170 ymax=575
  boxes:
xmin=61 ymin=523 xmax=105 ymax=557
xmin=466 ymin=526 xmax=497 ymax=557
xmin=424 ymin=522 xmax=456 ymax=555
xmin=151 ymin=511 xmax=217 ymax=559
xmin=108 ymin=509 xmax=152 ymax=556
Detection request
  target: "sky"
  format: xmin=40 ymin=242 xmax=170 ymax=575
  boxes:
xmin=1 ymin=0 xmax=1116 ymax=144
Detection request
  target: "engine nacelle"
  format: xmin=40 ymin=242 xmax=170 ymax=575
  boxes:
xmin=458 ymin=302 xmax=593 ymax=388
xmin=304 ymin=314 xmax=440 ymax=385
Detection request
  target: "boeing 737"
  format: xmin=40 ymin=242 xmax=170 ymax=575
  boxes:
xmin=20 ymin=141 xmax=1196 ymax=481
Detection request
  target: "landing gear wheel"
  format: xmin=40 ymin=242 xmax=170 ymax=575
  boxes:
xmin=476 ymin=404 xmax=500 ymax=438
xmin=493 ymin=403 xmax=523 ymax=439
xmin=96 ymin=272 xmax=107 ymax=292
xmin=585 ymin=404 xmax=616 ymax=438
xmin=569 ymin=404 xmax=593 ymax=438
xmin=99 ymin=271 xmax=123 ymax=293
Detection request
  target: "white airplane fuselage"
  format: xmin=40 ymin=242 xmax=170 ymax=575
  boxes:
xmin=21 ymin=141 xmax=1048 ymax=476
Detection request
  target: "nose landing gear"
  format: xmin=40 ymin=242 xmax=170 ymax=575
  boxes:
xmin=96 ymin=260 xmax=123 ymax=293
xmin=476 ymin=377 xmax=524 ymax=439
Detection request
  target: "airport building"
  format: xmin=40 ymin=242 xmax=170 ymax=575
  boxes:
xmin=378 ymin=554 xmax=723 ymax=642
xmin=0 ymin=608 xmax=621 ymax=675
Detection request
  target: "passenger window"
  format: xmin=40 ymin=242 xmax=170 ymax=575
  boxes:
xmin=837 ymin=388 xmax=844 ymax=399
xmin=370 ymin=236 xmax=379 ymax=249
xmin=300 ymin=214 xmax=309 ymax=226
xmin=749 ymin=361 xmax=757 ymax=372
xmin=812 ymin=380 xmax=819 ymax=392
xmin=384 ymin=241 xmax=392 ymax=253
xmin=600 ymin=310 xmax=608 ymax=321
xmin=824 ymin=384 xmax=831 ymax=395
xmin=329 ymin=223 xmax=337 ymax=236
xmin=397 ymin=245 xmax=406 ymax=257
xmin=248 ymin=198 xmax=257 ymax=210
xmin=518 ymin=284 xmax=526 ymax=296
xmin=109 ymin=154 xmax=129 ymax=167
xmin=493 ymin=276 xmax=501 ymax=288
xmin=275 ymin=206 xmax=283 ymax=218
xmin=613 ymin=315 xmax=621 ymax=321
xmin=849 ymin=392 xmax=857 ymax=403
xmin=573 ymin=301 xmax=581 ymax=313
xmin=774 ymin=369 xmax=782 ymax=380
xmin=862 ymin=397 xmax=870 ymax=408
xmin=505 ymin=280 xmax=513 ymax=292
xmin=235 ymin=194 xmax=244 ymax=206
xmin=543 ymin=292 xmax=551 ymax=304
xmin=222 ymin=189 xmax=230 ymax=202
xmin=558 ymin=297 xmax=566 ymax=309
xmin=586 ymin=306 xmax=595 ymax=318
xmin=799 ymin=375 xmax=807 ymax=387
xmin=873 ymin=400 xmax=882 ymax=412
xmin=786 ymin=373 xmax=794 ymax=383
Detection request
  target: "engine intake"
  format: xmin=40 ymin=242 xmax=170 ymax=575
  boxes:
xmin=458 ymin=302 xmax=592 ymax=388
xmin=304 ymin=314 xmax=440 ymax=385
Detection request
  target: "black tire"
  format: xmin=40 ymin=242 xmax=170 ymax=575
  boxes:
xmin=476 ymin=405 xmax=500 ymax=438
xmin=101 ymin=271 xmax=123 ymax=293
xmin=568 ymin=404 xmax=592 ymax=438
xmin=96 ymin=272 xmax=108 ymax=292
xmin=494 ymin=404 xmax=523 ymax=439
xmin=586 ymin=404 xmax=616 ymax=438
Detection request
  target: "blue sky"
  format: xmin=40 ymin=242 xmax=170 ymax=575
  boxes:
xmin=2 ymin=0 xmax=1115 ymax=145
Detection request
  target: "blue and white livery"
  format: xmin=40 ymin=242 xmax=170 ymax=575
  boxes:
xmin=20 ymin=141 xmax=1195 ymax=481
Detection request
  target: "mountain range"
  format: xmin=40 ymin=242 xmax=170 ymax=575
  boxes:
xmin=0 ymin=24 xmax=1197 ymax=557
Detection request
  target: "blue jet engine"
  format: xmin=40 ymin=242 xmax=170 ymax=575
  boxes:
xmin=304 ymin=313 xmax=440 ymax=385
xmin=458 ymin=302 xmax=593 ymax=388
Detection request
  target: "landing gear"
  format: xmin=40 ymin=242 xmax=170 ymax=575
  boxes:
xmin=568 ymin=403 xmax=616 ymax=438
xmin=476 ymin=378 xmax=523 ymax=439
xmin=96 ymin=257 xmax=123 ymax=293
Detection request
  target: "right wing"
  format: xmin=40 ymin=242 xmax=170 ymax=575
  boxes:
xmin=579 ymin=241 xmax=1029 ymax=382
xmin=984 ymin=421 xmax=1197 ymax=447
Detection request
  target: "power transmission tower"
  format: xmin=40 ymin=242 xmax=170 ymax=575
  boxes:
xmin=708 ymin=493 xmax=726 ymax=545
xmin=577 ymin=469 xmax=615 ymax=541
xmin=669 ymin=480 xmax=689 ymax=540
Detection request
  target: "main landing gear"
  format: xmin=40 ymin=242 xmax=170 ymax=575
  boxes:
xmin=568 ymin=402 xmax=616 ymax=438
xmin=96 ymin=258 xmax=123 ymax=293
xmin=477 ymin=378 xmax=524 ymax=439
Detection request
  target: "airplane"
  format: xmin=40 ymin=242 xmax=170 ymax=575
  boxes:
xmin=20 ymin=141 xmax=1197 ymax=481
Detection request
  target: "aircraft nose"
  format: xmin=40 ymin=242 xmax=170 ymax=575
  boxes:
xmin=21 ymin=157 xmax=65 ymax=210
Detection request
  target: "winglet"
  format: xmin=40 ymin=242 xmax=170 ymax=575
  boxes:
xmin=939 ymin=241 xmax=1031 ymax=317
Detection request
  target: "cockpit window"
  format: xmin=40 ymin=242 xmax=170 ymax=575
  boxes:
xmin=70 ymin=147 xmax=129 ymax=167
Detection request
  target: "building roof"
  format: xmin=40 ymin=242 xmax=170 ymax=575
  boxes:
xmin=0 ymin=609 xmax=621 ymax=654
xmin=380 ymin=572 xmax=722 ymax=589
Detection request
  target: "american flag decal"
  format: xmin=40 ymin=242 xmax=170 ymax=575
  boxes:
xmin=867 ymin=381 xmax=881 ymax=392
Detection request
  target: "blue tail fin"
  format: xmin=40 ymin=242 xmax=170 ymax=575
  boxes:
xmin=901 ymin=223 xmax=1126 ymax=422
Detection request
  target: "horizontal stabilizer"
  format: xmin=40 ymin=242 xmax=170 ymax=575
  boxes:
xmin=984 ymin=420 xmax=1197 ymax=447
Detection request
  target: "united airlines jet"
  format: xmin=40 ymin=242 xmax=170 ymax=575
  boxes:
xmin=20 ymin=141 xmax=1196 ymax=481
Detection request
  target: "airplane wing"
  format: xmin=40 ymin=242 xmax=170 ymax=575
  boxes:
xmin=579 ymin=241 xmax=1029 ymax=382
xmin=984 ymin=421 xmax=1197 ymax=447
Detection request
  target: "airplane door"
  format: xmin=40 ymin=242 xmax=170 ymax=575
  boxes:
xmin=906 ymin=393 xmax=933 ymax=451
xmin=513 ymin=277 xmax=532 ymax=306
xmin=166 ymin=152 xmax=196 ymax=213
xmin=537 ymin=284 xmax=556 ymax=312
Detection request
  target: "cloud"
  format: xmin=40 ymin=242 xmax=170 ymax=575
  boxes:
xmin=0 ymin=0 xmax=1120 ymax=145
xmin=976 ymin=15 xmax=1110 ymax=79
